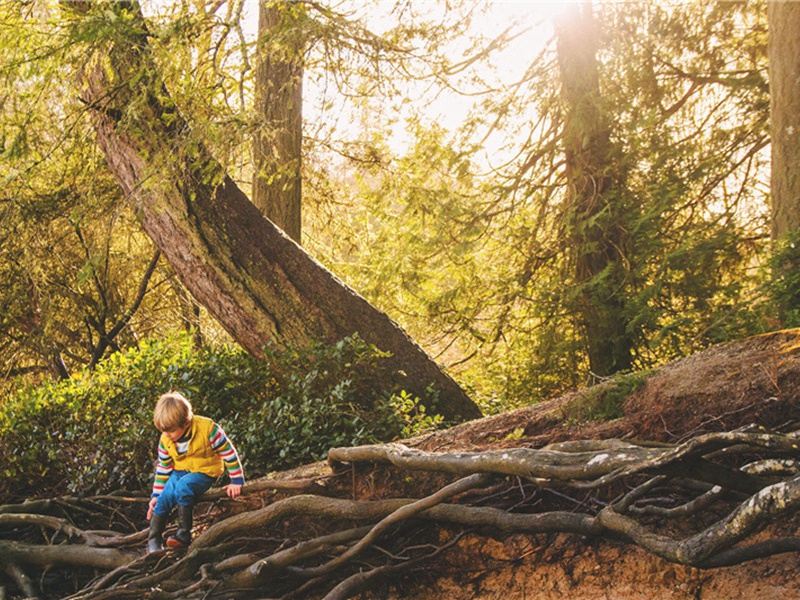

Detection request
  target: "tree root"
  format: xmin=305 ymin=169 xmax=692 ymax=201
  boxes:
xmin=2 ymin=426 xmax=800 ymax=599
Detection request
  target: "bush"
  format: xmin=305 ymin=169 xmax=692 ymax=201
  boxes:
xmin=0 ymin=333 xmax=442 ymax=502
xmin=767 ymin=231 xmax=800 ymax=328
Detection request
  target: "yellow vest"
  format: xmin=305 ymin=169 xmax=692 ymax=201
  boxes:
xmin=160 ymin=416 xmax=224 ymax=478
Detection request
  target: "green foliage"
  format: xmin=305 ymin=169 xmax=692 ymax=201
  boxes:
xmin=0 ymin=1 xmax=207 ymax=383
xmin=562 ymin=369 xmax=653 ymax=424
xmin=0 ymin=0 xmax=782 ymax=427
xmin=0 ymin=333 xmax=440 ymax=502
xmin=227 ymin=336 xmax=442 ymax=470
xmin=766 ymin=230 xmax=800 ymax=328
xmin=309 ymin=0 xmax=772 ymax=412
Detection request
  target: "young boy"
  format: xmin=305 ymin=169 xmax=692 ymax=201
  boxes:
xmin=147 ymin=392 xmax=244 ymax=553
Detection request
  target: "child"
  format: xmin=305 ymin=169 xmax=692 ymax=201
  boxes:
xmin=147 ymin=391 xmax=244 ymax=553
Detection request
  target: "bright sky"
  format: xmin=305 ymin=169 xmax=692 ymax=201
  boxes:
xmin=140 ymin=0 xmax=571 ymax=161
xmin=316 ymin=1 xmax=566 ymax=160
xmin=372 ymin=1 xmax=567 ymax=165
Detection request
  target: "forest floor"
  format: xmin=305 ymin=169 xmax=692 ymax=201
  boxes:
xmin=405 ymin=328 xmax=800 ymax=599
xmin=6 ymin=329 xmax=800 ymax=600
xmin=239 ymin=328 xmax=800 ymax=599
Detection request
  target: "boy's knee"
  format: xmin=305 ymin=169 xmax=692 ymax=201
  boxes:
xmin=154 ymin=496 xmax=174 ymax=515
xmin=174 ymin=480 xmax=203 ymax=506
xmin=174 ymin=485 xmax=196 ymax=506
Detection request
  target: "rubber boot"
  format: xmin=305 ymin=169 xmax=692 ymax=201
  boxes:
xmin=147 ymin=512 xmax=168 ymax=554
xmin=166 ymin=505 xmax=193 ymax=548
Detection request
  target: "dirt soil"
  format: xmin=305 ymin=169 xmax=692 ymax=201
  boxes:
xmin=336 ymin=329 xmax=800 ymax=599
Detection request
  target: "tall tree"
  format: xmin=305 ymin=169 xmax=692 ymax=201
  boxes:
xmin=252 ymin=1 xmax=304 ymax=243
xmin=767 ymin=0 xmax=800 ymax=240
xmin=70 ymin=0 xmax=480 ymax=422
xmin=766 ymin=1 xmax=800 ymax=326
xmin=330 ymin=1 xmax=769 ymax=404
xmin=768 ymin=1 xmax=800 ymax=241
xmin=554 ymin=0 xmax=634 ymax=377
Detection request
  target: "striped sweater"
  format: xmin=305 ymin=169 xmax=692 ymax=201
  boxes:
xmin=151 ymin=416 xmax=245 ymax=499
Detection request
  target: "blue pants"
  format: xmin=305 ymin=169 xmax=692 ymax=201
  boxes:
xmin=153 ymin=470 xmax=214 ymax=516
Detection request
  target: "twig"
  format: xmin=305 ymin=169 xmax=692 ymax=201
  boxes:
xmin=320 ymin=530 xmax=466 ymax=600
xmin=2 ymin=563 xmax=37 ymax=599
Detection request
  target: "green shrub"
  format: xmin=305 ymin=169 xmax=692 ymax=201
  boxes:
xmin=0 ymin=333 xmax=441 ymax=502
xmin=767 ymin=231 xmax=800 ymax=328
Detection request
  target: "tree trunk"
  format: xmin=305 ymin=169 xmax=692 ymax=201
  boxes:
xmin=768 ymin=1 xmax=800 ymax=241
xmin=555 ymin=1 xmax=633 ymax=377
xmin=72 ymin=1 xmax=480 ymax=422
xmin=252 ymin=1 xmax=304 ymax=244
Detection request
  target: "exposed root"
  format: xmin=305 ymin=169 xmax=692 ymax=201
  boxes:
xmin=2 ymin=426 xmax=800 ymax=599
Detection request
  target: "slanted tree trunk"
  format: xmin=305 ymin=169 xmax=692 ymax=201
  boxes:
xmin=71 ymin=0 xmax=480 ymax=422
xmin=555 ymin=1 xmax=633 ymax=377
xmin=768 ymin=1 xmax=800 ymax=241
xmin=252 ymin=1 xmax=304 ymax=244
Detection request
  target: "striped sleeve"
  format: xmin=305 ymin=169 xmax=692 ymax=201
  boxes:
xmin=209 ymin=423 xmax=245 ymax=486
xmin=151 ymin=439 xmax=174 ymax=499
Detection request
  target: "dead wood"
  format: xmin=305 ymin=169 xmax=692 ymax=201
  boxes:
xmin=0 ymin=540 xmax=136 ymax=570
xmin=286 ymin=474 xmax=492 ymax=579
xmin=328 ymin=429 xmax=787 ymax=492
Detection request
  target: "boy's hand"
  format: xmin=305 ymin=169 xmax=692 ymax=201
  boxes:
xmin=147 ymin=497 xmax=158 ymax=520
xmin=226 ymin=484 xmax=242 ymax=499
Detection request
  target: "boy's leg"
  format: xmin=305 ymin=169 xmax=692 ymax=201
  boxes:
xmin=153 ymin=470 xmax=186 ymax=517
xmin=172 ymin=471 xmax=215 ymax=506
xmin=147 ymin=513 xmax=168 ymax=554
xmin=166 ymin=472 xmax=214 ymax=548
xmin=148 ymin=470 xmax=186 ymax=553
xmin=166 ymin=505 xmax=194 ymax=548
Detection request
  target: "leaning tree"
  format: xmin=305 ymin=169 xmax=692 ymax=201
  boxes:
xmin=68 ymin=0 xmax=480 ymax=422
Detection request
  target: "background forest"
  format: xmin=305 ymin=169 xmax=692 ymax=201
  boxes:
xmin=0 ymin=0 xmax=795 ymax=500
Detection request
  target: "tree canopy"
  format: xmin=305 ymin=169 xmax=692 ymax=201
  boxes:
xmin=0 ymin=0 xmax=783 ymax=409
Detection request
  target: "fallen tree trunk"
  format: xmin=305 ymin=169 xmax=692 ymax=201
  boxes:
xmin=66 ymin=0 xmax=479 ymax=423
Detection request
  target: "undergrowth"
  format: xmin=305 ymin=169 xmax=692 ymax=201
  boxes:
xmin=0 ymin=333 xmax=442 ymax=502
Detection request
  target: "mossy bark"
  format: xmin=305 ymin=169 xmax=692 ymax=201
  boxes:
xmin=555 ymin=1 xmax=634 ymax=377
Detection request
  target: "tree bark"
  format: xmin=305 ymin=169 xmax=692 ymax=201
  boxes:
xmin=555 ymin=1 xmax=633 ymax=377
xmin=0 ymin=540 xmax=136 ymax=570
xmin=70 ymin=0 xmax=480 ymax=422
xmin=768 ymin=1 xmax=800 ymax=240
xmin=252 ymin=1 xmax=304 ymax=244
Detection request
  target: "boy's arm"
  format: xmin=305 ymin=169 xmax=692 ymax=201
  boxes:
xmin=151 ymin=439 xmax=174 ymax=499
xmin=209 ymin=423 xmax=245 ymax=489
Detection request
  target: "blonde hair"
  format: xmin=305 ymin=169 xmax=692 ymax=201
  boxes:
xmin=154 ymin=392 xmax=193 ymax=432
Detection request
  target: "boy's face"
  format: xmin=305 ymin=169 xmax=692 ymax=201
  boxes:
xmin=162 ymin=420 xmax=190 ymax=442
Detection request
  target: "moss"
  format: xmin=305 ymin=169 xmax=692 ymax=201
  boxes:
xmin=562 ymin=369 xmax=653 ymax=424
